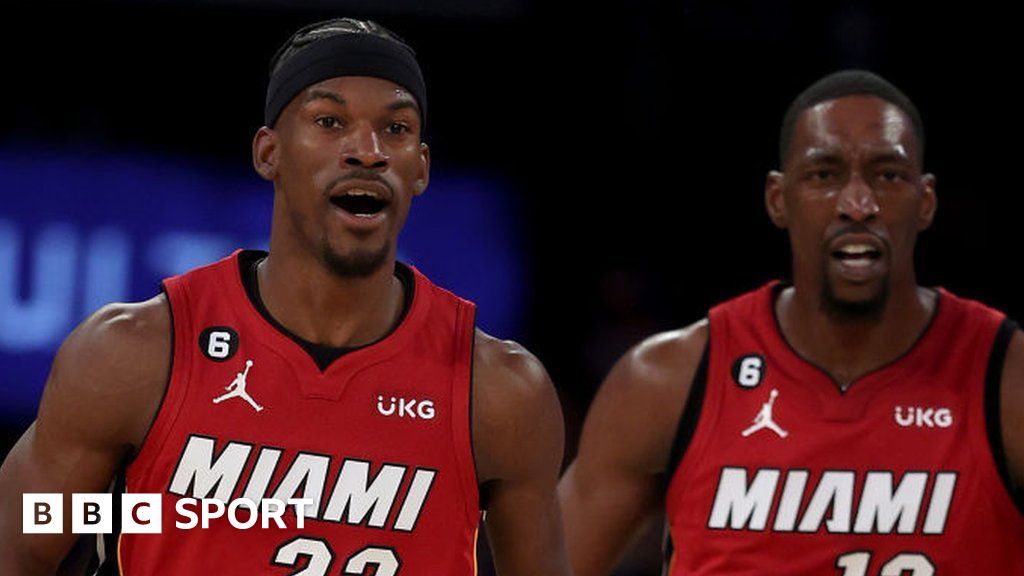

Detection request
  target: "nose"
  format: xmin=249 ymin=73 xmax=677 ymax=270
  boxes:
xmin=836 ymin=174 xmax=879 ymax=222
xmin=343 ymin=122 xmax=388 ymax=169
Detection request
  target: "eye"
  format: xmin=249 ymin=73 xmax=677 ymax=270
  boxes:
xmin=387 ymin=122 xmax=411 ymax=135
xmin=808 ymin=169 xmax=836 ymax=182
xmin=879 ymin=170 xmax=907 ymax=183
xmin=315 ymin=116 xmax=342 ymax=129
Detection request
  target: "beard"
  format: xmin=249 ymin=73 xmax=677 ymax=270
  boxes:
xmin=821 ymin=273 xmax=889 ymax=323
xmin=320 ymin=238 xmax=392 ymax=279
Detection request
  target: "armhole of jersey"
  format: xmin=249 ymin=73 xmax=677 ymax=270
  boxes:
xmin=125 ymin=279 xmax=192 ymax=484
xmin=92 ymin=471 xmax=127 ymax=576
xmin=660 ymin=336 xmax=709 ymax=573
xmin=123 ymin=286 xmax=175 ymax=470
xmin=452 ymin=301 xmax=481 ymax=524
xmin=984 ymin=316 xmax=1024 ymax=516
xmin=662 ymin=339 xmax=710 ymax=492
xmin=661 ymin=520 xmax=676 ymax=576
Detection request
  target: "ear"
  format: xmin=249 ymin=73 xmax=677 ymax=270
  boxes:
xmin=917 ymin=173 xmax=937 ymax=231
xmin=252 ymin=126 xmax=279 ymax=181
xmin=414 ymin=142 xmax=430 ymax=196
xmin=765 ymin=170 xmax=788 ymax=229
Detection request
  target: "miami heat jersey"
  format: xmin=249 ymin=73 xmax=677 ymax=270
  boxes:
xmin=664 ymin=282 xmax=1024 ymax=575
xmin=114 ymin=250 xmax=480 ymax=574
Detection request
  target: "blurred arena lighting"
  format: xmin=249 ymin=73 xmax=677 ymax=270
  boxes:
xmin=0 ymin=146 xmax=525 ymax=424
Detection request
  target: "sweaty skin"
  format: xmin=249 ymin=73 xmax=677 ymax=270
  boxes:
xmin=0 ymin=76 xmax=570 ymax=576
xmin=558 ymin=95 xmax=1024 ymax=575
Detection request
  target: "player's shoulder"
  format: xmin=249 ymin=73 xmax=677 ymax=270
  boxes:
xmin=472 ymin=329 xmax=563 ymax=484
xmin=573 ymin=320 xmax=708 ymax=475
xmin=626 ymin=319 xmax=709 ymax=370
xmin=997 ymin=322 xmax=1024 ymax=495
xmin=42 ymin=294 xmax=172 ymax=449
xmin=593 ymin=318 xmax=709 ymax=432
xmin=930 ymin=288 xmax=1020 ymax=365
xmin=471 ymin=329 xmax=559 ymax=434
xmin=999 ymin=322 xmax=1024 ymax=391
xmin=608 ymin=319 xmax=709 ymax=400
xmin=60 ymin=294 xmax=170 ymax=368
xmin=931 ymin=286 xmax=1010 ymax=329
xmin=91 ymin=294 xmax=170 ymax=332
xmin=473 ymin=328 xmax=553 ymax=401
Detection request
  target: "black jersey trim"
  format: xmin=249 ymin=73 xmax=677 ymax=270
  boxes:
xmin=662 ymin=338 xmax=710 ymax=493
xmin=984 ymin=317 xmax=1024 ymax=515
xmin=769 ymin=282 xmax=942 ymax=394
xmin=468 ymin=314 xmax=487 ymax=512
xmin=661 ymin=521 xmax=675 ymax=576
xmin=237 ymin=250 xmax=415 ymax=372
xmin=93 ymin=470 xmax=127 ymax=576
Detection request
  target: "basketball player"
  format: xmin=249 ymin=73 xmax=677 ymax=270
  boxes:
xmin=0 ymin=19 xmax=570 ymax=575
xmin=559 ymin=70 xmax=1024 ymax=574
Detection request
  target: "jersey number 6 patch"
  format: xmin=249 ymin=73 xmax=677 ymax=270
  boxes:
xmin=731 ymin=354 xmax=765 ymax=388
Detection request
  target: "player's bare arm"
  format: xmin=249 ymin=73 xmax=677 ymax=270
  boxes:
xmin=0 ymin=296 xmax=169 ymax=575
xmin=558 ymin=319 xmax=707 ymax=576
xmin=1000 ymin=330 xmax=1024 ymax=503
xmin=472 ymin=330 xmax=571 ymax=576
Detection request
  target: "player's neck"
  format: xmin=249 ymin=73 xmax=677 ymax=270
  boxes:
xmin=776 ymin=283 xmax=937 ymax=389
xmin=256 ymin=250 xmax=405 ymax=349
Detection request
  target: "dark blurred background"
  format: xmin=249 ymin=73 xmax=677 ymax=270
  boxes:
xmin=1 ymin=1 xmax=1019 ymax=573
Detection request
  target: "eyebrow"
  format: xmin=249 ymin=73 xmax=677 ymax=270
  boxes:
xmin=866 ymin=149 xmax=912 ymax=164
xmin=388 ymin=98 xmax=421 ymax=118
xmin=301 ymin=90 xmax=421 ymax=119
xmin=801 ymin=148 xmax=844 ymax=164
xmin=303 ymin=89 xmax=345 ymax=106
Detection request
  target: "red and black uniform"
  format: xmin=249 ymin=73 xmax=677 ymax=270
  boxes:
xmin=105 ymin=250 xmax=480 ymax=575
xmin=664 ymin=282 xmax=1024 ymax=575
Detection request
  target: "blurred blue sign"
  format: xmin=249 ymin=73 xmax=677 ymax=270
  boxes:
xmin=0 ymin=146 xmax=524 ymax=424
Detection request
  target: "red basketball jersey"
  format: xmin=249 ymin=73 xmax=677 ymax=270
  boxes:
xmin=113 ymin=251 xmax=480 ymax=575
xmin=664 ymin=282 xmax=1024 ymax=575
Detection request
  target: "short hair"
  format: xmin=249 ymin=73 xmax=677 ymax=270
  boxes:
xmin=269 ymin=18 xmax=412 ymax=77
xmin=778 ymin=70 xmax=925 ymax=167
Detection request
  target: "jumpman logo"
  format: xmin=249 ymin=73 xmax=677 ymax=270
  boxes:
xmin=741 ymin=388 xmax=787 ymax=438
xmin=212 ymin=359 xmax=264 ymax=412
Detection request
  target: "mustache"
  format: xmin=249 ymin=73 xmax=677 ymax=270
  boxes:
xmin=326 ymin=170 xmax=394 ymax=196
xmin=824 ymin=223 xmax=888 ymax=247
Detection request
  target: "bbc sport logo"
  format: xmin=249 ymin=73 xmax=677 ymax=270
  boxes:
xmin=23 ymin=493 xmax=314 ymax=534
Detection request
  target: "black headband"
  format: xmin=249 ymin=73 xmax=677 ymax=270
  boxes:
xmin=264 ymin=34 xmax=427 ymax=128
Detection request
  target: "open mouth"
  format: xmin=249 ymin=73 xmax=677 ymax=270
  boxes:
xmin=330 ymin=191 xmax=389 ymax=217
xmin=831 ymin=244 xmax=882 ymax=266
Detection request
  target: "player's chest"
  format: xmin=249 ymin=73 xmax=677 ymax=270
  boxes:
xmin=707 ymin=349 xmax=971 ymax=462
